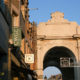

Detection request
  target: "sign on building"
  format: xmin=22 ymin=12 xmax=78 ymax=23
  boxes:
xmin=12 ymin=27 xmax=22 ymax=47
xmin=25 ymin=54 xmax=34 ymax=63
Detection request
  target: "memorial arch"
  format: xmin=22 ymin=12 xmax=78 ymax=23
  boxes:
xmin=36 ymin=12 xmax=80 ymax=80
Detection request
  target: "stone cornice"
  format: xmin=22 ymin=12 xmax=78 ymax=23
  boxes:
xmin=37 ymin=34 xmax=80 ymax=40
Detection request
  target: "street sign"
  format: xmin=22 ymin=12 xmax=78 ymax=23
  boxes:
xmin=12 ymin=27 xmax=22 ymax=47
xmin=25 ymin=54 xmax=34 ymax=63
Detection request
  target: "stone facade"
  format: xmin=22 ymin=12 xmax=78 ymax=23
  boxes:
xmin=37 ymin=11 xmax=80 ymax=80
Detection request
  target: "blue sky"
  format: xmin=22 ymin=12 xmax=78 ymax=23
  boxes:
xmin=43 ymin=67 xmax=61 ymax=79
xmin=29 ymin=0 xmax=80 ymax=25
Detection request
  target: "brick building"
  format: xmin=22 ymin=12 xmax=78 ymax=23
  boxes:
xmin=0 ymin=0 xmax=37 ymax=80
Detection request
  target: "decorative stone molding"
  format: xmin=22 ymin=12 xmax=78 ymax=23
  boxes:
xmin=51 ymin=11 xmax=64 ymax=19
xmin=47 ymin=11 xmax=69 ymax=23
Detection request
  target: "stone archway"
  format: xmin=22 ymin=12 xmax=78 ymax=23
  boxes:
xmin=37 ymin=11 xmax=80 ymax=80
xmin=43 ymin=46 xmax=77 ymax=80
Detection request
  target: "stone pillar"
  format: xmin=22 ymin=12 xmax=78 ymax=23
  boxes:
xmin=36 ymin=69 xmax=43 ymax=80
xmin=75 ymin=39 xmax=80 ymax=80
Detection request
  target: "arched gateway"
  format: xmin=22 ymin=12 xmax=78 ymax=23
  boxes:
xmin=36 ymin=12 xmax=80 ymax=80
xmin=43 ymin=46 xmax=76 ymax=80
